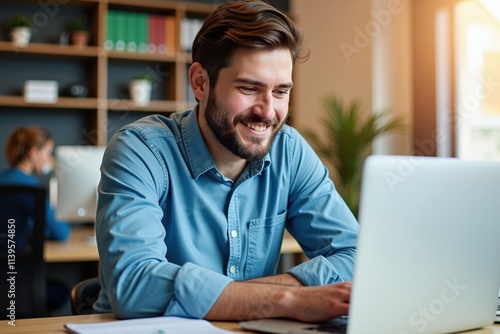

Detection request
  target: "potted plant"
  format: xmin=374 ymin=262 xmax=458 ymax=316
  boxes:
xmin=129 ymin=73 xmax=153 ymax=107
xmin=7 ymin=14 xmax=34 ymax=47
xmin=70 ymin=17 xmax=89 ymax=47
xmin=303 ymin=95 xmax=406 ymax=217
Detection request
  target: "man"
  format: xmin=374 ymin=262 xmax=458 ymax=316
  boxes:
xmin=94 ymin=0 xmax=359 ymax=322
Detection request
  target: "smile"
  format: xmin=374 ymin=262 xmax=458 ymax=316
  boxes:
xmin=243 ymin=122 xmax=268 ymax=132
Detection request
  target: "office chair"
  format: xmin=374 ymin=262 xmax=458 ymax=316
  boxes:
xmin=71 ymin=277 xmax=101 ymax=315
xmin=0 ymin=184 xmax=47 ymax=318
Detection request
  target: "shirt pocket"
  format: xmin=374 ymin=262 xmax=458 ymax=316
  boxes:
xmin=245 ymin=210 xmax=287 ymax=279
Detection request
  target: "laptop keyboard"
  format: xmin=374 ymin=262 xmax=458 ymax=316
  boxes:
xmin=302 ymin=318 xmax=349 ymax=334
xmin=306 ymin=324 xmax=347 ymax=333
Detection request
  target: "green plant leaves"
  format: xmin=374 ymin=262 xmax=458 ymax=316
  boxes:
xmin=303 ymin=95 xmax=406 ymax=217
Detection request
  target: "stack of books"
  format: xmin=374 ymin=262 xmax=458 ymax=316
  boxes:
xmin=104 ymin=10 xmax=177 ymax=54
xmin=179 ymin=17 xmax=204 ymax=52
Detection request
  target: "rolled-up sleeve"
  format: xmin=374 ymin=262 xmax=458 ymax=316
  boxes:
xmin=166 ymin=262 xmax=233 ymax=317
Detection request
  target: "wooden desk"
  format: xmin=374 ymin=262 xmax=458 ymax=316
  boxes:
xmin=0 ymin=313 xmax=243 ymax=333
xmin=45 ymin=227 xmax=99 ymax=263
xmin=1 ymin=313 xmax=499 ymax=334
xmin=44 ymin=227 xmax=303 ymax=263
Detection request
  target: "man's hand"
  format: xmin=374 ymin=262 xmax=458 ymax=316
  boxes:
xmin=275 ymin=282 xmax=351 ymax=322
xmin=204 ymin=280 xmax=351 ymax=322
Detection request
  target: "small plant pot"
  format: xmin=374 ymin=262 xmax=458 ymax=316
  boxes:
xmin=129 ymin=79 xmax=152 ymax=107
xmin=11 ymin=27 xmax=32 ymax=47
xmin=71 ymin=31 xmax=89 ymax=47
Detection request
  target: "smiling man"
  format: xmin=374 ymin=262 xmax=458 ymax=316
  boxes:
xmin=94 ymin=0 xmax=359 ymax=323
xmin=194 ymin=47 xmax=292 ymax=179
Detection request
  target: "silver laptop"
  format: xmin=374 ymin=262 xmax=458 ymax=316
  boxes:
xmin=240 ymin=155 xmax=500 ymax=334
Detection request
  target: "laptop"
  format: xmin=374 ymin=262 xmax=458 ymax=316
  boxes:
xmin=240 ymin=155 xmax=500 ymax=334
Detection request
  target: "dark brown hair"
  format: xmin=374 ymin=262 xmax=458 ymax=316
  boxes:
xmin=192 ymin=0 xmax=307 ymax=89
xmin=5 ymin=126 xmax=53 ymax=166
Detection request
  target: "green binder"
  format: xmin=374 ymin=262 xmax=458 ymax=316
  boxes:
xmin=104 ymin=10 xmax=116 ymax=51
xmin=137 ymin=12 xmax=148 ymax=54
xmin=126 ymin=12 xmax=138 ymax=52
xmin=115 ymin=11 xmax=126 ymax=52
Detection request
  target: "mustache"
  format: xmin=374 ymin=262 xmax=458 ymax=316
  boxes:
xmin=237 ymin=114 xmax=279 ymax=126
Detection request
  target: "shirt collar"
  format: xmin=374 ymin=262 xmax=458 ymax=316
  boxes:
xmin=182 ymin=106 xmax=272 ymax=180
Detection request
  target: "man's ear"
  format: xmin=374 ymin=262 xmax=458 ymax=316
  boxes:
xmin=189 ymin=62 xmax=209 ymax=101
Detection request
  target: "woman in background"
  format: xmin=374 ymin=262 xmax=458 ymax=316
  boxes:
xmin=0 ymin=125 xmax=70 ymax=241
xmin=0 ymin=125 xmax=71 ymax=313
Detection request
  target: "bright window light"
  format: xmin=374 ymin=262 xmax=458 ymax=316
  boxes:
xmin=479 ymin=0 xmax=500 ymax=23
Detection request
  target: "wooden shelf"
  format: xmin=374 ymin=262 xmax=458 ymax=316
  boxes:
xmin=107 ymin=0 xmax=214 ymax=12
xmin=13 ymin=0 xmax=99 ymax=6
xmin=107 ymin=50 xmax=179 ymax=63
xmin=0 ymin=96 xmax=193 ymax=113
xmin=0 ymin=0 xmax=214 ymax=145
xmin=107 ymin=99 xmax=177 ymax=112
xmin=0 ymin=96 xmax=99 ymax=109
xmin=108 ymin=0 xmax=177 ymax=10
xmin=0 ymin=41 xmax=99 ymax=58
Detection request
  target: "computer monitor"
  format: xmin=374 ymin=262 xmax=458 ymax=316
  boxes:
xmin=52 ymin=145 xmax=106 ymax=223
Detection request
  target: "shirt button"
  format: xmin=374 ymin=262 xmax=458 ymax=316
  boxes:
xmin=216 ymin=172 xmax=222 ymax=178
xmin=231 ymin=230 xmax=237 ymax=238
xmin=229 ymin=266 xmax=236 ymax=274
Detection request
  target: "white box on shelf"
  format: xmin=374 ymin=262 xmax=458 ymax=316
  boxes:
xmin=24 ymin=80 xmax=59 ymax=103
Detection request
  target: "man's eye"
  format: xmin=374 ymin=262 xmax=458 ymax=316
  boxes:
xmin=240 ymin=86 xmax=257 ymax=93
xmin=274 ymin=90 xmax=289 ymax=97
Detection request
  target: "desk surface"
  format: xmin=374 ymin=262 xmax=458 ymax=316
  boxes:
xmin=44 ymin=227 xmax=99 ymax=263
xmin=1 ymin=313 xmax=499 ymax=334
xmin=0 ymin=313 xmax=243 ymax=333
xmin=44 ymin=227 xmax=303 ymax=263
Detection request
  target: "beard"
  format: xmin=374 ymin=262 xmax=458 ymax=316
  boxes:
xmin=204 ymin=91 xmax=285 ymax=161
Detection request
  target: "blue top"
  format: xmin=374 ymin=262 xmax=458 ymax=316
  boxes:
xmin=0 ymin=168 xmax=71 ymax=242
xmin=93 ymin=108 xmax=358 ymax=319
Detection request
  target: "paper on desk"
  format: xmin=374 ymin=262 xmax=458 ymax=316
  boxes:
xmin=64 ymin=316 xmax=236 ymax=334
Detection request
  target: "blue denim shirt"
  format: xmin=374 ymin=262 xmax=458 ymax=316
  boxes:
xmin=94 ymin=108 xmax=358 ymax=319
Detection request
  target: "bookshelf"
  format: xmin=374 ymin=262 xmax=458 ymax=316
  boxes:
xmin=0 ymin=0 xmax=214 ymax=146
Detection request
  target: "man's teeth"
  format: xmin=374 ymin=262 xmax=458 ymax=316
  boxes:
xmin=247 ymin=123 xmax=267 ymax=131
